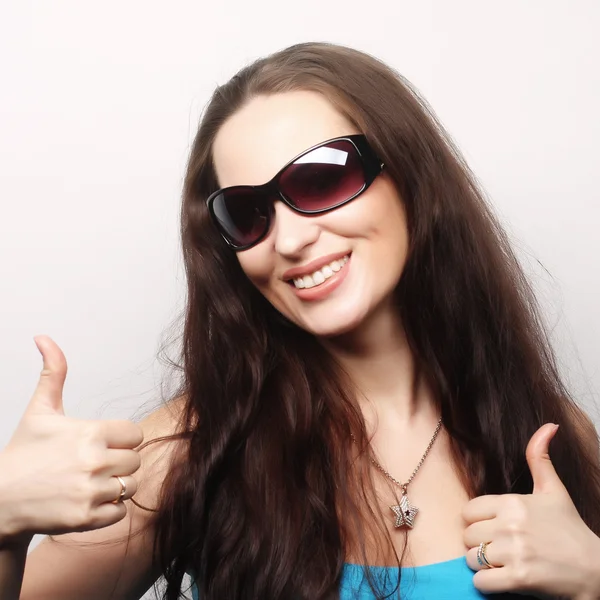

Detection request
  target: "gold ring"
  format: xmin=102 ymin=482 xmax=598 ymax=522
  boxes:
xmin=476 ymin=542 xmax=495 ymax=569
xmin=112 ymin=476 xmax=127 ymax=504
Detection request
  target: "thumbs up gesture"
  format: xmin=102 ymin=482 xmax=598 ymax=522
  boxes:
xmin=0 ymin=335 xmax=144 ymax=544
xmin=462 ymin=423 xmax=600 ymax=599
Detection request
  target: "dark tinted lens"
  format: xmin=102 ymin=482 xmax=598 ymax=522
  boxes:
xmin=211 ymin=189 xmax=271 ymax=247
xmin=279 ymin=140 xmax=365 ymax=211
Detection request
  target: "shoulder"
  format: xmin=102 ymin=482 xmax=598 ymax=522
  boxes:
xmin=135 ymin=394 xmax=191 ymax=502
xmin=138 ymin=394 xmax=188 ymax=446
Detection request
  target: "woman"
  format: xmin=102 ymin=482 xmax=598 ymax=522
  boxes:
xmin=2 ymin=41 xmax=600 ymax=600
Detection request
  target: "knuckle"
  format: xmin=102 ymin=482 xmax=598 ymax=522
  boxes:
xmin=113 ymin=503 xmax=128 ymax=523
xmin=130 ymin=451 xmax=142 ymax=473
xmin=67 ymin=501 xmax=94 ymax=529
xmin=72 ymin=477 xmax=96 ymax=503
xmin=128 ymin=476 xmax=139 ymax=497
xmin=503 ymin=494 xmax=527 ymax=512
xmin=100 ymin=504 xmax=128 ymax=529
xmin=127 ymin=423 xmax=144 ymax=448
xmin=504 ymin=518 xmax=525 ymax=535
xmin=509 ymin=561 xmax=534 ymax=589
xmin=515 ymin=536 xmax=536 ymax=563
xmin=75 ymin=429 xmax=108 ymax=473
xmin=77 ymin=445 xmax=106 ymax=473
xmin=81 ymin=421 xmax=103 ymax=442
xmin=501 ymin=495 xmax=529 ymax=525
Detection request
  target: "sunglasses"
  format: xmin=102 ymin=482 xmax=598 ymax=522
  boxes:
xmin=206 ymin=134 xmax=384 ymax=250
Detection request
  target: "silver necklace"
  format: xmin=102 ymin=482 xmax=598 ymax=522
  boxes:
xmin=368 ymin=417 xmax=443 ymax=529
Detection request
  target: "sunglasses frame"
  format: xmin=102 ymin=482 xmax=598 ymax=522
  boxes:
xmin=206 ymin=133 xmax=385 ymax=250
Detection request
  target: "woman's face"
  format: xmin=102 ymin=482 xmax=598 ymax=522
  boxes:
xmin=212 ymin=90 xmax=409 ymax=338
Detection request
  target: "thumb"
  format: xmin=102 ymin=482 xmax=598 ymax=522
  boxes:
xmin=27 ymin=335 xmax=67 ymax=416
xmin=526 ymin=422 xmax=564 ymax=495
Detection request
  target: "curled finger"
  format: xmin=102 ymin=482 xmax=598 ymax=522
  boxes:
xmin=466 ymin=540 xmax=502 ymax=572
xmin=97 ymin=474 xmax=138 ymax=505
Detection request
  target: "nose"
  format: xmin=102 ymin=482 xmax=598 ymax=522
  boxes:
xmin=272 ymin=200 xmax=320 ymax=257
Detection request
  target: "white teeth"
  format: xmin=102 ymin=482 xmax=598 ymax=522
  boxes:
xmin=313 ymin=271 xmax=325 ymax=285
xmin=292 ymin=254 xmax=349 ymax=290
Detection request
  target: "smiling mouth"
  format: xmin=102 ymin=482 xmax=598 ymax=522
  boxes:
xmin=288 ymin=254 xmax=350 ymax=289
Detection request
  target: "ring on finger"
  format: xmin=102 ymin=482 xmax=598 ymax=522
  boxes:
xmin=476 ymin=542 xmax=496 ymax=569
xmin=112 ymin=475 xmax=127 ymax=504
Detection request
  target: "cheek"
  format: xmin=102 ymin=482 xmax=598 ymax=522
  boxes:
xmin=364 ymin=181 xmax=408 ymax=252
xmin=331 ymin=183 xmax=410 ymax=289
xmin=323 ymin=180 xmax=408 ymax=247
xmin=237 ymin=247 xmax=276 ymax=290
xmin=373 ymin=200 xmax=409 ymax=254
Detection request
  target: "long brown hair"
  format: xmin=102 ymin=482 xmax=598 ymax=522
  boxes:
xmin=144 ymin=42 xmax=600 ymax=599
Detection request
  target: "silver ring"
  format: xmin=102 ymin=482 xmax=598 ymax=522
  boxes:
xmin=112 ymin=476 xmax=127 ymax=504
xmin=476 ymin=542 xmax=495 ymax=569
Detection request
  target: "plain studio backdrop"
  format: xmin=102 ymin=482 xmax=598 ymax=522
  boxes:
xmin=1 ymin=1 xmax=599 ymax=598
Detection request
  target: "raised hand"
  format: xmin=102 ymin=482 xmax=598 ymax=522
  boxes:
xmin=462 ymin=423 xmax=600 ymax=599
xmin=0 ymin=335 xmax=144 ymax=543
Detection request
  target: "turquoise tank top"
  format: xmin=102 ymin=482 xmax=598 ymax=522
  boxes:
xmin=190 ymin=555 xmax=519 ymax=599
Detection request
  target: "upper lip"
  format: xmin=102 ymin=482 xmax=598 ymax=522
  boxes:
xmin=281 ymin=251 xmax=351 ymax=281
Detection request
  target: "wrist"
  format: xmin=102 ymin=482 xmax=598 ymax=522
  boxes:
xmin=0 ymin=459 xmax=30 ymax=547
xmin=0 ymin=503 xmax=32 ymax=550
xmin=0 ymin=504 xmax=32 ymax=550
xmin=574 ymin=533 xmax=600 ymax=600
xmin=0 ymin=513 xmax=32 ymax=550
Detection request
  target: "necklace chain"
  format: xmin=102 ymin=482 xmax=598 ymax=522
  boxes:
xmin=368 ymin=417 xmax=443 ymax=492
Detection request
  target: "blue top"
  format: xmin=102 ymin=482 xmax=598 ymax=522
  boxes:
xmin=190 ymin=555 xmax=521 ymax=599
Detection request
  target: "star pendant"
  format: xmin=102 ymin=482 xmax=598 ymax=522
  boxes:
xmin=390 ymin=493 xmax=419 ymax=529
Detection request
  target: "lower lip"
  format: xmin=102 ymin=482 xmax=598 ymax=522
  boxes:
xmin=290 ymin=255 xmax=352 ymax=301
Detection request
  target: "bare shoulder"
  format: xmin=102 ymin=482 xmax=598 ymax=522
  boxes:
xmin=138 ymin=394 xmax=190 ymax=461
xmin=134 ymin=394 xmax=191 ymax=503
xmin=21 ymin=394 xmax=191 ymax=600
xmin=140 ymin=393 xmax=189 ymax=432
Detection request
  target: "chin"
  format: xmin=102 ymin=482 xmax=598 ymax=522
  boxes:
xmin=291 ymin=304 xmax=371 ymax=339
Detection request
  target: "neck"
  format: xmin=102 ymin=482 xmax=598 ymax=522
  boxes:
xmin=321 ymin=300 xmax=438 ymax=430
